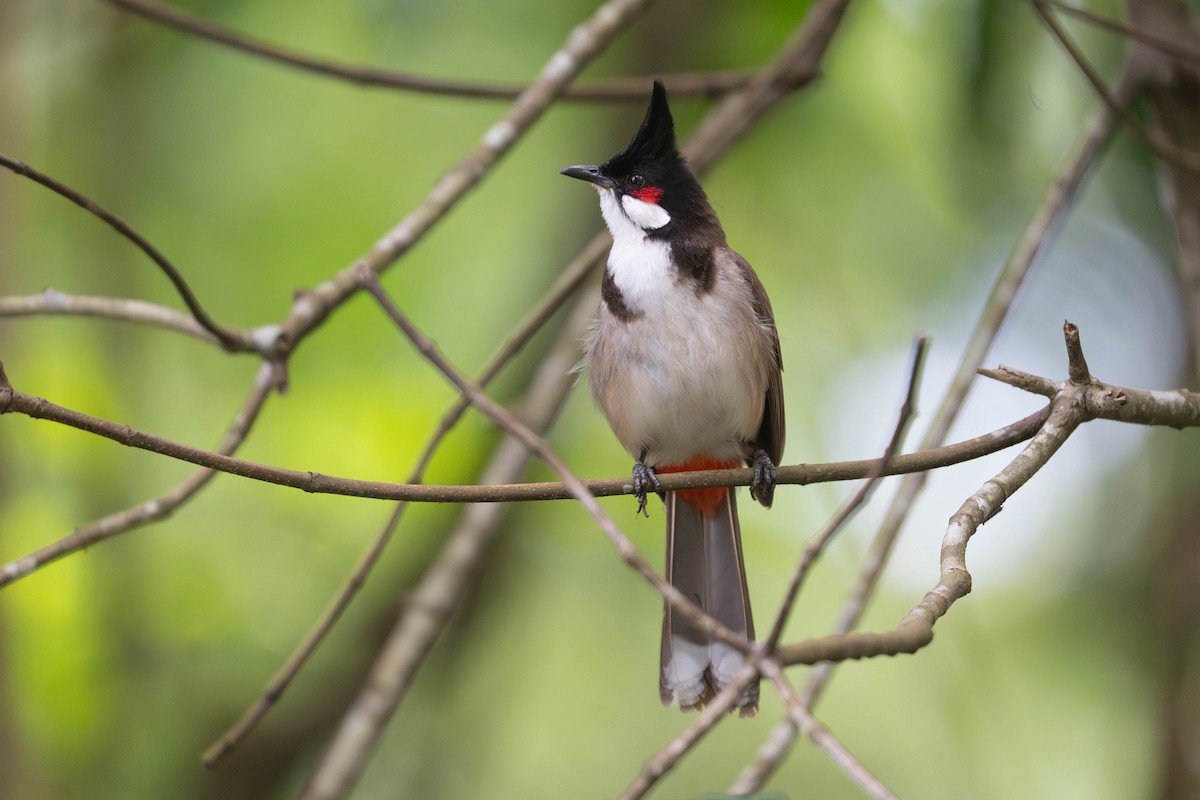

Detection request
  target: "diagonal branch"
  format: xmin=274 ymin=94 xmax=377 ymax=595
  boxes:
xmin=0 ymin=152 xmax=250 ymax=352
xmin=201 ymin=238 xmax=611 ymax=768
xmin=271 ymin=0 xmax=657 ymax=354
xmin=762 ymin=334 xmax=928 ymax=652
xmin=731 ymin=81 xmax=1159 ymax=773
xmin=1031 ymin=0 xmax=1200 ymax=174
xmin=1 ymin=363 xmax=279 ymax=586
xmin=618 ymin=664 xmax=763 ymax=800
xmin=103 ymin=0 xmax=767 ymax=101
xmin=1041 ymin=0 xmax=1200 ymax=67
xmin=762 ymin=660 xmax=898 ymax=800
xmin=772 ymin=323 xmax=1198 ymax=672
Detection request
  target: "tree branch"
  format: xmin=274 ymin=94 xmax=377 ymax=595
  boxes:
xmin=762 ymin=334 xmax=928 ymax=652
xmin=103 ymin=0 xmax=773 ymax=101
xmin=0 ymin=363 xmax=279 ymax=587
xmin=1032 ymin=0 xmax=1200 ymax=174
xmin=0 ymin=152 xmax=250 ymax=352
xmin=762 ymin=660 xmax=898 ymax=800
xmin=201 ymin=272 xmax=605 ymax=768
xmin=0 ymin=289 xmax=246 ymax=348
xmin=1041 ymin=0 xmax=1200 ymax=67
xmin=618 ymin=664 xmax=763 ymax=800
xmin=772 ymin=323 xmax=1197 ymax=671
xmin=0 ymin=366 xmax=1057 ymax=508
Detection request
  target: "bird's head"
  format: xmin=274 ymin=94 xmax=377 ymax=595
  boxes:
xmin=561 ymin=81 xmax=704 ymax=234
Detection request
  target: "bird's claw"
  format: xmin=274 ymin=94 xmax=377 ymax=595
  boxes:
xmin=749 ymin=448 xmax=777 ymax=507
xmin=632 ymin=460 xmax=660 ymax=517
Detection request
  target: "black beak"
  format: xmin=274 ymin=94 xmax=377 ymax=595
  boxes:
xmin=560 ymin=164 xmax=614 ymax=189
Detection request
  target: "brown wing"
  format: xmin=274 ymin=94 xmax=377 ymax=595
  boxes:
xmin=733 ymin=253 xmax=785 ymax=469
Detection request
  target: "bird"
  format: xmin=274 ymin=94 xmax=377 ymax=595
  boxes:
xmin=561 ymin=81 xmax=784 ymax=716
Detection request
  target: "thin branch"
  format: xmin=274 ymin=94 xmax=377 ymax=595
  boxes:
xmin=0 ymin=289 xmax=247 ymax=348
xmin=771 ymin=323 xmax=1200 ymax=671
xmin=1040 ymin=0 xmax=1200 ymax=67
xmin=762 ymin=334 xmax=928 ymax=652
xmin=201 ymin=270 xmax=605 ymax=768
xmin=775 ymin=396 xmax=1085 ymax=668
xmin=103 ymin=0 xmax=774 ymax=101
xmin=762 ymin=661 xmax=898 ymax=800
xmin=0 ymin=363 xmax=279 ymax=588
xmin=0 ymin=371 xmax=1059 ymax=507
xmin=0 ymin=152 xmax=248 ymax=352
xmin=1031 ymin=0 xmax=1200 ymax=174
xmin=618 ymin=664 xmax=763 ymax=800
xmin=731 ymin=79 xmax=1144 ymax=783
xmin=270 ymin=2 xmax=658 ymax=355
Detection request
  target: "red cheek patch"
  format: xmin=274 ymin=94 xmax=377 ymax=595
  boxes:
xmin=630 ymin=186 xmax=663 ymax=204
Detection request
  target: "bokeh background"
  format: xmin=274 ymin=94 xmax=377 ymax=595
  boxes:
xmin=1 ymin=0 xmax=1195 ymax=798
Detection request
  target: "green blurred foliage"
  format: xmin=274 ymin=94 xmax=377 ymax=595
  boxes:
xmin=0 ymin=0 xmax=1193 ymax=798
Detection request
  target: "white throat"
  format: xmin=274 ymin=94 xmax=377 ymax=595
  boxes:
xmin=597 ymin=188 xmax=674 ymax=315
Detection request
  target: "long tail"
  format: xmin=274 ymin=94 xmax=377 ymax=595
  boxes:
xmin=660 ymin=487 xmax=758 ymax=715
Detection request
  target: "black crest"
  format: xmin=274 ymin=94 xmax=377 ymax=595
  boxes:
xmin=604 ymin=81 xmax=679 ymax=175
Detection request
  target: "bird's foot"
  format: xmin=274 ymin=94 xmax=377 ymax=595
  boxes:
xmin=632 ymin=460 xmax=660 ymax=518
xmin=749 ymin=448 xmax=777 ymax=507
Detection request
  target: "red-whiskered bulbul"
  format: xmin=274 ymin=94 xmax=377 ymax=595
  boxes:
xmin=561 ymin=82 xmax=784 ymax=716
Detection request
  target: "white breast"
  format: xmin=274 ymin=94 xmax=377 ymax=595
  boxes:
xmin=585 ymin=194 xmax=772 ymax=466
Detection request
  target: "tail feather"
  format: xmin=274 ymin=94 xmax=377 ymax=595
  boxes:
xmin=660 ymin=488 xmax=758 ymax=715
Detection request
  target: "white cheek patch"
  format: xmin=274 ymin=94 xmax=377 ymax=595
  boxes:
xmin=621 ymin=194 xmax=671 ymax=230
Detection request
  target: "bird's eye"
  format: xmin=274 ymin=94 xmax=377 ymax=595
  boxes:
xmin=628 ymin=174 xmax=645 ymax=188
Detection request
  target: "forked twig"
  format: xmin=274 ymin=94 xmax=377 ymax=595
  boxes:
xmin=0 ymin=152 xmax=249 ymax=352
xmin=763 ymin=661 xmax=898 ymax=800
xmin=0 ymin=363 xmax=279 ymax=586
xmin=733 ymin=54 xmax=1139 ymax=792
xmin=1031 ymin=0 xmax=1200 ymax=174
xmin=763 ymin=334 xmax=928 ymax=652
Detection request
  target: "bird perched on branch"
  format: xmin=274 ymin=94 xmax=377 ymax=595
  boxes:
xmin=561 ymin=81 xmax=784 ymax=716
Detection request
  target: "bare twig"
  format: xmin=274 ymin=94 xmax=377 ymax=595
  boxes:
xmin=772 ymin=403 xmax=1086 ymax=670
xmin=1040 ymin=0 xmax=1200 ymax=67
xmin=0 ymin=372 xmax=1058 ymax=508
xmin=770 ymin=323 xmax=1200 ymax=672
xmin=1032 ymin=0 xmax=1200 ymax=174
xmin=0 ymin=363 xmax=279 ymax=587
xmin=270 ymin=1 xmax=659 ymax=355
xmin=201 ymin=264 xmax=606 ymax=767
xmin=731 ymin=81 xmax=1144 ymax=786
xmin=103 ymin=0 xmax=767 ymax=101
xmin=763 ymin=661 xmax=898 ymax=800
xmin=0 ymin=289 xmax=244 ymax=348
xmin=618 ymin=664 xmax=763 ymax=800
xmin=762 ymin=334 xmax=928 ymax=652
xmin=0 ymin=152 xmax=249 ymax=352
